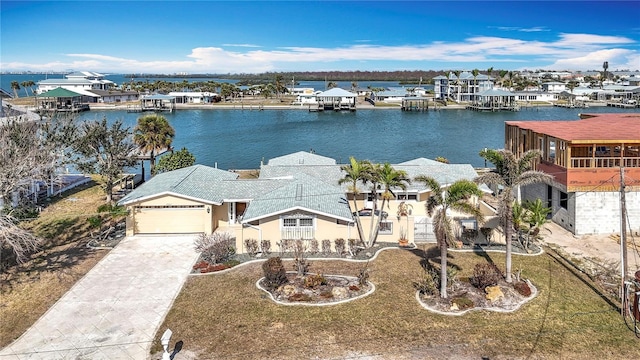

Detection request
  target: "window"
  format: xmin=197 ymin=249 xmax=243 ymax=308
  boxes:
xmin=559 ymin=191 xmax=568 ymax=209
xmin=281 ymin=215 xmax=314 ymax=239
xmin=379 ymin=221 xmax=393 ymax=234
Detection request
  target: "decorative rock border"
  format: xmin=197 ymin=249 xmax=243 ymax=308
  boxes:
xmin=415 ymin=279 xmax=538 ymax=316
xmin=449 ymin=245 xmax=544 ymax=257
xmin=256 ymin=275 xmax=376 ymax=307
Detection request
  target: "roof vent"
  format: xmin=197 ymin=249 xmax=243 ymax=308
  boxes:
xmin=295 ymin=184 xmax=303 ymax=201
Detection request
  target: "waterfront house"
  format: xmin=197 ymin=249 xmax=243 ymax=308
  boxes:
xmin=88 ymin=89 xmax=140 ymax=103
xmin=315 ymin=88 xmax=357 ymax=110
xmin=118 ymin=151 xmax=492 ymax=253
xmin=167 ymin=91 xmax=219 ymax=104
xmin=36 ymin=87 xmax=89 ymax=112
xmin=505 ymin=113 xmax=640 ymax=235
xmin=37 ymin=71 xmax=115 ymax=94
xmin=433 ymin=71 xmax=494 ymax=103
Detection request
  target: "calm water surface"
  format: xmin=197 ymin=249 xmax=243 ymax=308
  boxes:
xmin=76 ymin=106 xmax=638 ymax=170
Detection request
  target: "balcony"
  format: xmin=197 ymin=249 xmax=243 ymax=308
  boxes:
xmin=571 ymin=156 xmax=640 ymax=168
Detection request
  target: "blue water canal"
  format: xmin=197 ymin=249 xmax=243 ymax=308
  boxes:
xmin=75 ymin=106 xmax=638 ymax=170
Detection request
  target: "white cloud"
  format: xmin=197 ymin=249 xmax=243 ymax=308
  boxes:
xmin=545 ymin=48 xmax=640 ymax=71
xmin=1 ymin=33 xmax=637 ymax=73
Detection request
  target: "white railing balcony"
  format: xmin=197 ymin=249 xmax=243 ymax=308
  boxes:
xmin=570 ymin=157 xmax=640 ymax=168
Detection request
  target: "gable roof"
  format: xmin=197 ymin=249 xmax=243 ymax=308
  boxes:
xmin=242 ymin=173 xmax=352 ymax=222
xmin=316 ymin=88 xmax=356 ymax=97
xmin=118 ymin=165 xmax=239 ymax=205
xmin=267 ymin=151 xmax=336 ymax=166
xmin=37 ymin=87 xmax=83 ymax=98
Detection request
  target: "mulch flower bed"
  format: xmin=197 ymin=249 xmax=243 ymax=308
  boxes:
xmin=417 ymin=279 xmax=536 ymax=314
xmin=259 ymin=273 xmax=373 ymax=305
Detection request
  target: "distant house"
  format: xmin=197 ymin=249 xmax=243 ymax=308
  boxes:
xmin=433 ymin=71 xmax=494 ymax=102
xmin=513 ymin=91 xmax=558 ymax=102
xmin=505 ymin=113 xmax=640 ymax=235
xmin=88 ymin=89 xmax=140 ymax=103
xmin=37 ymin=71 xmax=116 ymax=94
xmin=167 ymin=91 xmax=219 ymax=104
xmin=118 ymin=151 xmax=492 ymax=252
xmin=541 ymin=81 xmax=566 ymax=93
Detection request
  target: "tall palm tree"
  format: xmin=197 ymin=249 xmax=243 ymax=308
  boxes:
xmin=415 ymin=176 xmax=483 ymax=298
xmin=338 ymin=157 xmax=372 ymax=247
xmin=471 ymin=69 xmax=480 ymax=102
xmin=10 ymin=81 xmax=20 ymax=98
xmin=452 ymin=70 xmax=462 ymax=102
xmin=372 ymin=163 xmax=410 ymax=242
xmin=133 ymin=114 xmax=175 ymax=178
xmin=475 ymin=149 xmax=552 ymax=282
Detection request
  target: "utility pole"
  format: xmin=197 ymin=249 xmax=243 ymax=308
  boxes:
xmin=620 ymin=166 xmax=628 ymax=303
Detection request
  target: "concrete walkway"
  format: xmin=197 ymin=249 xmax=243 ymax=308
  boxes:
xmin=0 ymin=236 xmax=199 ymax=360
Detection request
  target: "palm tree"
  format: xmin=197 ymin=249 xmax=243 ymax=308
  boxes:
xmin=523 ymin=198 xmax=551 ymax=250
xmin=372 ymin=163 xmax=410 ymax=242
xmin=452 ymin=70 xmax=462 ymax=102
xmin=471 ymin=69 xmax=480 ymax=102
xmin=486 ymin=67 xmax=493 ymax=86
xmin=338 ymin=157 xmax=372 ymax=246
xmin=133 ymin=114 xmax=175 ymax=178
xmin=475 ymin=149 xmax=552 ymax=282
xmin=10 ymin=81 xmax=20 ymax=98
xmin=415 ymin=176 xmax=483 ymax=298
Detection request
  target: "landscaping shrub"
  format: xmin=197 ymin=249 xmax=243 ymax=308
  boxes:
xmin=309 ymin=239 xmax=319 ymax=254
xmin=278 ymin=239 xmax=294 ymax=255
xmin=413 ymin=267 xmax=440 ymax=296
xmin=470 ymin=263 xmax=503 ymax=290
xmin=358 ymin=262 xmax=370 ymax=286
xmin=334 ymin=238 xmax=345 ymax=256
xmin=244 ymin=238 xmax=259 ymax=257
xmin=304 ymin=273 xmax=327 ymax=289
xmin=348 ymin=238 xmax=360 ymax=256
xmin=260 ymin=240 xmax=271 ymax=255
xmin=262 ymin=257 xmax=287 ymax=289
xmin=292 ymin=239 xmax=310 ymax=276
xmin=321 ymin=239 xmax=331 ymax=255
xmin=451 ymin=296 xmax=474 ymax=310
xmin=514 ymin=281 xmax=532 ymax=296
xmin=194 ymin=232 xmax=236 ymax=264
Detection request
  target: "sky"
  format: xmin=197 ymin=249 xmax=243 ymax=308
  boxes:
xmin=1 ymin=0 xmax=639 ymax=74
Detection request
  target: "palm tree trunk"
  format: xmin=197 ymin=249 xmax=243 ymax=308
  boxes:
xmin=505 ymin=202 xmax=513 ymax=283
xmin=440 ymin=238 xmax=448 ymax=298
xmin=352 ymin=198 xmax=366 ymax=246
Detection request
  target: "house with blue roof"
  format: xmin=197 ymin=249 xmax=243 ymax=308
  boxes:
xmin=118 ymin=151 xmax=491 ymax=253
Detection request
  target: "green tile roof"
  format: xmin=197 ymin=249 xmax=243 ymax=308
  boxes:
xmin=37 ymin=87 xmax=83 ymax=98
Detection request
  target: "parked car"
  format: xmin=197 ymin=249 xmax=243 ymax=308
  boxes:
xmin=353 ymin=208 xmax=388 ymax=218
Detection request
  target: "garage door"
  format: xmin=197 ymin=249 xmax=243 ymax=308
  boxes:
xmin=134 ymin=205 xmax=206 ymax=234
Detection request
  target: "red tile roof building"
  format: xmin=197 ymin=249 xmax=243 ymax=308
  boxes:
xmin=505 ymin=113 xmax=640 ymax=235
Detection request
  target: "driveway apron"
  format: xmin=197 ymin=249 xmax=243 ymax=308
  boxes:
xmin=0 ymin=235 xmax=199 ymax=359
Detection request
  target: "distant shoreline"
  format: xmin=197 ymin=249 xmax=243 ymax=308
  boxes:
xmin=87 ymin=103 xmax=472 ymax=111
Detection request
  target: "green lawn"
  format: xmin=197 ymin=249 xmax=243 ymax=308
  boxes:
xmin=153 ymin=247 xmax=637 ymax=359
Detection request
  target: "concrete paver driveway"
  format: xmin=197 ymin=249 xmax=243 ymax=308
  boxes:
xmin=0 ymin=236 xmax=199 ymax=359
